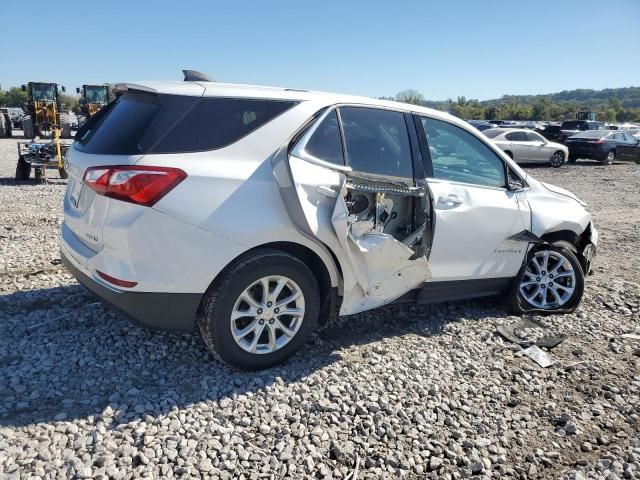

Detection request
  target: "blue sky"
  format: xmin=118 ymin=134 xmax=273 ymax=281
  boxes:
xmin=2 ymin=0 xmax=639 ymax=100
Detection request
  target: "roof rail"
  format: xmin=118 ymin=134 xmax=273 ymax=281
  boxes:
xmin=182 ymin=70 xmax=215 ymax=82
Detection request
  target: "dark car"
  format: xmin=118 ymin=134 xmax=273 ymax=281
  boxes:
xmin=559 ymin=120 xmax=604 ymax=143
xmin=565 ymin=130 xmax=640 ymax=164
xmin=538 ymin=124 xmax=564 ymax=143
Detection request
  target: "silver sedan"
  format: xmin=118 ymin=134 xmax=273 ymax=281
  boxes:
xmin=483 ymin=128 xmax=568 ymax=168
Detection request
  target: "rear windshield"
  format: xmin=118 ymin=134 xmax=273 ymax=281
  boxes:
xmin=561 ymin=121 xmax=586 ymax=130
xmin=571 ymin=130 xmax=611 ymax=139
xmin=74 ymin=92 xmax=297 ymax=155
xmin=482 ymin=129 xmax=502 ymax=138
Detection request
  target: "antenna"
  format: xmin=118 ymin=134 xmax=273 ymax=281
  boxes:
xmin=182 ymin=70 xmax=215 ymax=82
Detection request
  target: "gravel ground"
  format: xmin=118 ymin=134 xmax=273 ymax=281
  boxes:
xmin=0 ymin=135 xmax=639 ymax=479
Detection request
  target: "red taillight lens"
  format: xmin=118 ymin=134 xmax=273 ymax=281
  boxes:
xmin=83 ymin=166 xmax=186 ymax=207
xmin=96 ymin=270 xmax=138 ymax=288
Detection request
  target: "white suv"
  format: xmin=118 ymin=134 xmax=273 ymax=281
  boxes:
xmin=61 ymin=78 xmax=597 ymax=370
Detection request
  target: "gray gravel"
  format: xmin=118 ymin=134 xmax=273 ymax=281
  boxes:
xmin=0 ymin=136 xmax=639 ymax=479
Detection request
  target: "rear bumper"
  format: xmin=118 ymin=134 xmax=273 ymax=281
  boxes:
xmin=62 ymin=250 xmax=201 ymax=332
xmin=567 ymin=145 xmax=608 ymax=160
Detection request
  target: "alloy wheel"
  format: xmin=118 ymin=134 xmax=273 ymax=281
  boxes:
xmin=549 ymin=152 xmax=564 ymax=168
xmin=519 ymin=250 xmax=576 ymax=309
xmin=230 ymin=275 xmax=305 ymax=354
xmin=605 ymin=151 xmax=615 ymax=165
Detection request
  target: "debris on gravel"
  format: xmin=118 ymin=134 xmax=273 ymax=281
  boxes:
xmin=0 ymin=137 xmax=638 ymax=479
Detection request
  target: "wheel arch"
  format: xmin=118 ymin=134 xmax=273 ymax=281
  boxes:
xmin=198 ymin=241 xmax=341 ymax=325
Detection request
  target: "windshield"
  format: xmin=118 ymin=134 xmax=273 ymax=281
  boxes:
xmin=84 ymin=86 xmax=108 ymax=103
xmin=30 ymin=84 xmax=56 ymax=101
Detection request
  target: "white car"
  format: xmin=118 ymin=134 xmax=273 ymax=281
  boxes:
xmin=483 ymin=128 xmax=568 ymax=168
xmin=61 ymin=76 xmax=597 ymax=369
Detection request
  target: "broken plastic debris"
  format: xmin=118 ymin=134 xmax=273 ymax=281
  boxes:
xmin=522 ymin=345 xmax=553 ymax=368
xmin=535 ymin=335 xmax=567 ymax=349
xmin=496 ymin=319 xmax=566 ymax=349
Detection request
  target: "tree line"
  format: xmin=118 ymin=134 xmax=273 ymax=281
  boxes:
xmin=0 ymin=87 xmax=79 ymax=111
xmin=389 ymin=87 xmax=640 ymax=123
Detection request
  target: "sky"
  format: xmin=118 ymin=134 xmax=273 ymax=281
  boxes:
xmin=1 ymin=0 xmax=639 ymax=101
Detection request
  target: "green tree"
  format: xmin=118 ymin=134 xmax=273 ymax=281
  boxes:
xmin=0 ymin=87 xmax=28 ymax=107
xmin=395 ymin=89 xmax=425 ymax=106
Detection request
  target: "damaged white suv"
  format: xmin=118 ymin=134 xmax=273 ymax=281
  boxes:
xmin=61 ymin=77 xmax=597 ymax=370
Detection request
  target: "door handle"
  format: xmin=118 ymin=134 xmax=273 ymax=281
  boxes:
xmin=437 ymin=194 xmax=463 ymax=206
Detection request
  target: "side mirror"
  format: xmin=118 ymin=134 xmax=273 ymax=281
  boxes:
xmin=61 ymin=86 xmax=66 ymax=93
xmin=76 ymin=87 xmax=80 ymax=94
xmin=21 ymin=84 xmax=26 ymax=91
xmin=507 ymin=180 xmax=524 ymax=191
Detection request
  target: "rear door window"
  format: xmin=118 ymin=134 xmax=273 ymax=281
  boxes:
xmin=302 ymin=110 xmax=344 ymax=165
xmin=75 ymin=92 xmax=297 ymax=155
xmin=338 ymin=107 xmax=413 ymax=180
xmin=505 ymin=131 xmax=527 ymax=141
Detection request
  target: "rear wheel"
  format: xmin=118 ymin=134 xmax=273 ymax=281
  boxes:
xmin=602 ymin=150 xmax=615 ymax=165
xmin=34 ymin=167 xmax=46 ymax=184
xmin=549 ymin=151 xmax=565 ymax=168
xmin=199 ymin=249 xmax=320 ymax=370
xmin=507 ymin=244 xmax=584 ymax=314
xmin=22 ymin=115 xmax=35 ymax=139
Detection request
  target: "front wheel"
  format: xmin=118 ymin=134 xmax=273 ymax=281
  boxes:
xmin=549 ymin=151 xmax=565 ymax=168
xmin=199 ymin=249 xmax=320 ymax=370
xmin=507 ymin=244 xmax=584 ymax=314
xmin=602 ymin=150 xmax=615 ymax=165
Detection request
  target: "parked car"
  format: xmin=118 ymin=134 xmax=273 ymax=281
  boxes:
xmin=483 ymin=128 xmax=568 ymax=167
xmin=61 ymin=79 xmax=598 ymax=369
xmin=628 ymin=129 xmax=640 ymax=140
xmin=565 ymin=130 xmax=640 ymax=164
xmin=559 ymin=120 xmax=604 ymax=143
xmin=538 ymin=123 xmax=564 ymax=143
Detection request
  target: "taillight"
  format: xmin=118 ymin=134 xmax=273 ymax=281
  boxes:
xmin=83 ymin=166 xmax=186 ymax=207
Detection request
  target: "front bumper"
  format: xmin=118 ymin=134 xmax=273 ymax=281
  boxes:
xmin=62 ymin=250 xmax=201 ymax=332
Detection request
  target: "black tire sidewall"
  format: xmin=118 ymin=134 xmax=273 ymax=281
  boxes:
xmin=201 ymin=252 xmax=320 ymax=370
xmin=508 ymin=244 xmax=585 ymax=314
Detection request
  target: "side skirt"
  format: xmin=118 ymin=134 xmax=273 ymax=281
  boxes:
xmin=415 ymin=278 xmax=513 ymax=305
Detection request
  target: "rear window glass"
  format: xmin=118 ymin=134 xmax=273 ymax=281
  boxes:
xmin=571 ymin=130 xmax=610 ymax=139
xmin=481 ymin=129 xmax=502 ymax=139
xmin=75 ymin=92 xmax=297 ymax=155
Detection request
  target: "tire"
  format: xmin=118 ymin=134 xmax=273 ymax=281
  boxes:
xmin=15 ymin=157 xmax=31 ymax=181
xmin=602 ymin=150 xmax=615 ymax=165
xmin=59 ymin=114 xmax=72 ymax=138
xmin=38 ymin=122 xmax=53 ymax=139
xmin=199 ymin=248 xmax=321 ymax=370
xmin=568 ymin=154 xmax=577 ymax=163
xmin=507 ymin=243 xmax=584 ymax=314
xmin=0 ymin=114 xmax=7 ymax=138
xmin=549 ymin=151 xmax=565 ymax=168
xmin=22 ymin=115 xmax=35 ymax=139
xmin=34 ymin=167 xmax=46 ymax=184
